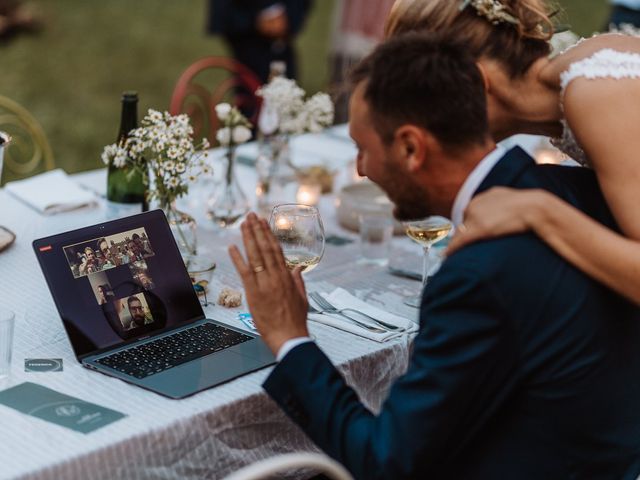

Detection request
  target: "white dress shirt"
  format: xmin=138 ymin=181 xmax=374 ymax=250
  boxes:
xmin=276 ymin=145 xmax=507 ymax=362
xmin=450 ymin=145 xmax=505 ymax=227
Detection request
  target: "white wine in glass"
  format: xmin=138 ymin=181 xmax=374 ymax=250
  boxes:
xmin=269 ymin=204 xmax=325 ymax=274
xmin=403 ymin=216 xmax=453 ymax=307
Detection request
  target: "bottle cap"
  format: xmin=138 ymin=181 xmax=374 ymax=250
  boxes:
xmin=122 ymin=91 xmax=138 ymax=102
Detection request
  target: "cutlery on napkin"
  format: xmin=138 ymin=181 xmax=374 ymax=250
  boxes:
xmin=308 ymin=287 xmax=418 ymax=342
xmin=5 ymin=169 xmax=98 ymax=215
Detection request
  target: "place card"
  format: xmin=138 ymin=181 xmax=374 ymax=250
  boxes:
xmin=0 ymin=382 xmax=126 ymax=433
xmin=25 ymin=358 xmax=63 ymax=372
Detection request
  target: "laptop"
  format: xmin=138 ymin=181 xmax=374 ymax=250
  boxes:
xmin=33 ymin=210 xmax=275 ymax=399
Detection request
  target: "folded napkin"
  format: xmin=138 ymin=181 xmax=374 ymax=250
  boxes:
xmin=5 ymin=169 xmax=98 ymax=215
xmin=308 ymin=287 xmax=418 ymax=342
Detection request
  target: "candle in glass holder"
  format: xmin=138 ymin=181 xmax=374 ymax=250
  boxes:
xmin=296 ymin=183 xmax=321 ymax=206
xmin=535 ymin=147 xmax=564 ymax=165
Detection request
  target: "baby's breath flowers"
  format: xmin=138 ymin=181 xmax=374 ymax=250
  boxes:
xmin=256 ymin=77 xmax=334 ymax=135
xmin=101 ymin=109 xmax=211 ymax=208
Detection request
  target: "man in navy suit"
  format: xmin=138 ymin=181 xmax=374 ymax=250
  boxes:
xmin=229 ymin=34 xmax=640 ymax=479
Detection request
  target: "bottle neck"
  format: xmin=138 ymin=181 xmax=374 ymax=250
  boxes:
xmin=118 ymin=99 xmax=138 ymax=144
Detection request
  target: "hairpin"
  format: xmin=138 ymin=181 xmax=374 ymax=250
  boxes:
xmin=460 ymin=0 xmax=520 ymax=26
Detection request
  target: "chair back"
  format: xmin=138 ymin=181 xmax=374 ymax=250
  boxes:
xmin=169 ymin=56 xmax=262 ymax=145
xmin=222 ymin=452 xmax=354 ymax=480
xmin=0 ymin=95 xmax=54 ymax=185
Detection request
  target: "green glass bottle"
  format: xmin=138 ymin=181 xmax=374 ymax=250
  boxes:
xmin=106 ymin=91 xmax=147 ymax=210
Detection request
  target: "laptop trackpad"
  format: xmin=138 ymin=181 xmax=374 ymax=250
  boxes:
xmin=141 ymin=349 xmax=268 ymax=399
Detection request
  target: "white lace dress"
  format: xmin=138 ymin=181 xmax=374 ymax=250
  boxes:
xmin=551 ymin=48 xmax=640 ymax=167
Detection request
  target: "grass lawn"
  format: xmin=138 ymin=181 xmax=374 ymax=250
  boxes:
xmin=0 ymin=0 xmax=609 ymax=183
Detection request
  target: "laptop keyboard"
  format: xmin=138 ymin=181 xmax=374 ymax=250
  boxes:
xmin=95 ymin=323 xmax=253 ymax=379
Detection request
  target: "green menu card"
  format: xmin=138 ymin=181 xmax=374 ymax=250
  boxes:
xmin=0 ymin=382 xmax=126 ymax=433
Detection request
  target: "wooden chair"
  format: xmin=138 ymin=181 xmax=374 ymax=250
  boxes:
xmin=169 ymin=57 xmax=262 ymax=145
xmin=0 ymin=95 xmax=54 ymax=185
xmin=221 ymin=453 xmax=354 ymax=480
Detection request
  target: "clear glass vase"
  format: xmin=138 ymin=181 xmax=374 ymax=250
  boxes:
xmin=256 ymin=134 xmax=298 ymax=217
xmin=207 ymin=147 xmax=249 ymax=228
xmin=162 ymin=201 xmax=197 ymax=257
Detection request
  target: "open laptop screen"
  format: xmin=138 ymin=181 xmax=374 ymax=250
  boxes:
xmin=33 ymin=210 xmax=204 ymax=359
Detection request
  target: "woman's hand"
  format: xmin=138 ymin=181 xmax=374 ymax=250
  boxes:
xmin=229 ymin=213 xmax=309 ymax=355
xmin=447 ymin=187 xmax=544 ymax=255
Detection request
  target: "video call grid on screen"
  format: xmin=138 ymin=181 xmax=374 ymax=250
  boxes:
xmin=34 ymin=213 xmax=204 ymax=358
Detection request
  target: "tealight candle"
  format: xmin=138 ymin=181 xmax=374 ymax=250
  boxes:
xmin=275 ymin=215 xmax=291 ymax=229
xmin=535 ymin=147 xmax=564 ymax=165
xmin=296 ymin=183 xmax=321 ymax=206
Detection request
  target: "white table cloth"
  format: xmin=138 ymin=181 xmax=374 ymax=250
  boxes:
xmin=0 ymin=130 xmax=427 ymax=480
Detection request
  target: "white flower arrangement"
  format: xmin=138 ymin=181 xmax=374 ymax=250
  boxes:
xmin=256 ymin=77 xmax=334 ymax=135
xmin=101 ymin=109 xmax=211 ymax=207
xmin=214 ymin=103 xmax=253 ymax=147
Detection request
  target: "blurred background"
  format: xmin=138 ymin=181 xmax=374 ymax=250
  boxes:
xmin=0 ymin=0 xmax=611 ymax=183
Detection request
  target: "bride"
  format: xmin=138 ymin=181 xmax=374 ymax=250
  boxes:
xmin=386 ymin=0 xmax=640 ymax=303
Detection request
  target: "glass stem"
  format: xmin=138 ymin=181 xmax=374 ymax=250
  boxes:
xmin=421 ymin=245 xmax=431 ymax=292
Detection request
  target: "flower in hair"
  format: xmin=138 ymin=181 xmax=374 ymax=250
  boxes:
xmin=460 ymin=0 xmax=519 ymax=26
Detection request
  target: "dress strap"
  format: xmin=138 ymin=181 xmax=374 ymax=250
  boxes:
xmin=560 ymin=48 xmax=640 ymax=94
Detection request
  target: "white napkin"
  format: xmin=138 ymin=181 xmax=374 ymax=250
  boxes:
xmin=308 ymin=287 xmax=418 ymax=342
xmin=5 ymin=169 xmax=98 ymax=215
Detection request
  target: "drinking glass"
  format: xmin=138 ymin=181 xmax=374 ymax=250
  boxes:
xmin=403 ymin=216 xmax=453 ymax=307
xmin=358 ymin=213 xmax=393 ymax=266
xmin=0 ymin=307 xmax=15 ymax=382
xmin=269 ymin=204 xmax=325 ymax=274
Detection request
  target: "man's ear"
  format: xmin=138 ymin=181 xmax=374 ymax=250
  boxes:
xmin=475 ymin=61 xmax=490 ymax=94
xmin=395 ymin=125 xmax=430 ymax=173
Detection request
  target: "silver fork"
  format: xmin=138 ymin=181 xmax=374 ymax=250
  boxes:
xmin=309 ymin=292 xmax=398 ymax=332
xmin=307 ymin=292 xmax=387 ymax=333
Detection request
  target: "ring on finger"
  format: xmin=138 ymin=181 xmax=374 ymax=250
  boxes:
xmin=253 ymin=265 xmax=266 ymax=274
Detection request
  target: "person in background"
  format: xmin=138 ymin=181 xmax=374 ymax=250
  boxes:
xmin=328 ymin=0 xmax=396 ymax=122
xmin=206 ymin=0 xmax=314 ymax=83
xmin=607 ymin=0 xmax=640 ymax=28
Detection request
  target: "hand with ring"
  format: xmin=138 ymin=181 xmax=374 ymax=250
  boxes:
xmin=229 ymin=212 xmax=309 ymax=354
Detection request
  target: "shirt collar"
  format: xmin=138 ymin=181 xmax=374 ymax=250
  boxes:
xmin=451 ymin=145 xmax=505 ymax=226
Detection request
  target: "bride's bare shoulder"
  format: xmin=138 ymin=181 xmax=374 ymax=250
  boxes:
xmin=542 ymin=34 xmax=640 ymax=81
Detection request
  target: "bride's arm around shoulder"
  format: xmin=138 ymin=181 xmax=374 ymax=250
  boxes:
xmin=563 ymin=68 xmax=640 ymax=241
xmin=450 ymin=71 xmax=640 ymax=304
xmin=524 ymin=73 xmax=640 ymax=303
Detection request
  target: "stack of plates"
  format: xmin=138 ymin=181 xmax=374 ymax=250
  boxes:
xmin=335 ymin=181 xmax=404 ymax=235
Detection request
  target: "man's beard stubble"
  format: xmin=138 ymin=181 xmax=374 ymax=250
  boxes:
xmin=381 ymin=162 xmax=431 ymax=221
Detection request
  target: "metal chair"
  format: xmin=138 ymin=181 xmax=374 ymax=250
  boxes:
xmin=221 ymin=453 xmax=354 ymax=480
xmin=169 ymin=56 xmax=262 ymax=145
xmin=0 ymin=95 xmax=54 ymax=185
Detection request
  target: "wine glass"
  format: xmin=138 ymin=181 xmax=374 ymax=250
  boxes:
xmin=269 ymin=203 xmax=325 ymax=274
xmin=402 ymin=215 xmax=453 ymax=307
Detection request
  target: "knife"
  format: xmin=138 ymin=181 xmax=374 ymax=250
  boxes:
xmin=387 ymin=266 xmax=422 ymax=281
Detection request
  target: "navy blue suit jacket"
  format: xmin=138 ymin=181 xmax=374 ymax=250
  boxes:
xmin=263 ymin=147 xmax=640 ymax=479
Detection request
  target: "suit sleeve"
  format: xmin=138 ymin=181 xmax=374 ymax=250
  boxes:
xmin=263 ymin=264 xmax=519 ymax=479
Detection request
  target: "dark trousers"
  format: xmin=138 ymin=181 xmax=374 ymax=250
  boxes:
xmin=225 ymin=35 xmax=298 ymax=83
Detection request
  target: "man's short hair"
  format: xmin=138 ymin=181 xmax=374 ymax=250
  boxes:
xmin=350 ymin=32 xmax=489 ymax=149
xmin=97 ymin=237 xmax=108 ymax=249
xmin=127 ymin=296 xmax=141 ymax=309
xmin=132 ymin=233 xmax=141 ymax=240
